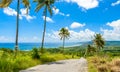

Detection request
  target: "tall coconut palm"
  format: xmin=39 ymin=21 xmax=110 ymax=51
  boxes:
xmin=93 ymin=33 xmax=105 ymax=51
xmin=59 ymin=28 xmax=70 ymax=53
xmin=0 ymin=0 xmax=30 ymax=53
xmin=33 ymin=0 xmax=55 ymax=53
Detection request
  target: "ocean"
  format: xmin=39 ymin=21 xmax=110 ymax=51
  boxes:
xmin=0 ymin=42 xmax=81 ymax=50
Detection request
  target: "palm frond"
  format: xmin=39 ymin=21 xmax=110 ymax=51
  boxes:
xmin=35 ymin=3 xmax=44 ymax=12
xmin=22 ymin=0 xmax=30 ymax=14
xmin=0 ymin=0 xmax=12 ymax=8
xmin=59 ymin=28 xmax=70 ymax=40
xmin=47 ymin=5 xmax=52 ymax=16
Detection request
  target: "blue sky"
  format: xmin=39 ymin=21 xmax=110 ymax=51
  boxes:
xmin=0 ymin=0 xmax=120 ymax=43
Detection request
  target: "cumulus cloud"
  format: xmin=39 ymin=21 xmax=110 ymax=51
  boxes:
xmin=3 ymin=7 xmax=35 ymax=21
xmin=52 ymin=8 xmax=70 ymax=16
xmin=43 ymin=16 xmax=54 ymax=23
xmin=3 ymin=7 xmax=17 ymax=16
xmin=111 ymin=0 xmax=120 ymax=6
xmin=70 ymin=22 xmax=85 ymax=29
xmin=101 ymin=19 xmax=120 ymax=41
xmin=20 ymin=8 xmax=36 ymax=21
xmin=61 ymin=0 xmax=99 ymax=10
xmin=47 ymin=28 xmax=95 ymax=42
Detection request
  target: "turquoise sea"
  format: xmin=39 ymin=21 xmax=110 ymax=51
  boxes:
xmin=0 ymin=42 xmax=81 ymax=50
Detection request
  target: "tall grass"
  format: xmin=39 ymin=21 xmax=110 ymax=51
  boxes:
xmin=87 ymin=55 xmax=120 ymax=72
xmin=0 ymin=48 xmax=79 ymax=72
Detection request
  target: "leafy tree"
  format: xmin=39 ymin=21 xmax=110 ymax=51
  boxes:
xmin=87 ymin=45 xmax=96 ymax=54
xmin=93 ymin=33 xmax=105 ymax=51
xmin=59 ymin=28 xmax=70 ymax=53
xmin=0 ymin=0 xmax=30 ymax=55
xmin=31 ymin=48 xmax=40 ymax=59
xmin=33 ymin=0 xmax=56 ymax=53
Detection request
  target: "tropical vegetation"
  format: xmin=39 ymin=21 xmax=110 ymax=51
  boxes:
xmin=33 ymin=0 xmax=56 ymax=53
xmin=0 ymin=0 xmax=30 ymax=55
xmin=59 ymin=28 xmax=70 ymax=53
xmin=0 ymin=0 xmax=120 ymax=72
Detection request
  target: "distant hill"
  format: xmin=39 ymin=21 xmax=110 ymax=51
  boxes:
xmin=80 ymin=41 xmax=120 ymax=46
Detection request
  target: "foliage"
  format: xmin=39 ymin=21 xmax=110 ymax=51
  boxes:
xmin=0 ymin=51 xmax=40 ymax=72
xmin=59 ymin=28 xmax=70 ymax=53
xmin=87 ymin=55 xmax=120 ymax=72
xmin=0 ymin=48 xmax=79 ymax=71
xmin=31 ymin=48 xmax=40 ymax=59
xmin=0 ymin=48 xmax=13 ymax=53
xmin=93 ymin=33 xmax=105 ymax=51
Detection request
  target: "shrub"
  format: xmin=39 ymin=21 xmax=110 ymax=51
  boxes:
xmin=113 ymin=59 xmax=120 ymax=67
xmin=97 ymin=64 xmax=108 ymax=72
xmin=31 ymin=48 xmax=40 ymax=59
xmin=110 ymin=66 xmax=120 ymax=72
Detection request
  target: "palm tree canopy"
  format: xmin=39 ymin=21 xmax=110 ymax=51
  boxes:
xmin=93 ymin=33 xmax=105 ymax=49
xmin=0 ymin=0 xmax=30 ymax=13
xmin=59 ymin=28 xmax=70 ymax=40
xmin=33 ymin=0 xmax=56 ymax=16
xmin=0 ymin=0 xmax=12 ymax=7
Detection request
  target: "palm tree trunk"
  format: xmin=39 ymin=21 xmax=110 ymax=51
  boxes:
xmin=62 ymin=37 xmax=65 ymax=53
xmin=41 ymin=6 xmax=47 ymax=54
xmin=15 ymin=0 xmax=20 ymax=55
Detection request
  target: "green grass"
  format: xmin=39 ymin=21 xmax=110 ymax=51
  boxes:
xmin=0 ymin=48 xmax=79 ymax=72
xmin=0 ymin=46 xmax=120 ymax=72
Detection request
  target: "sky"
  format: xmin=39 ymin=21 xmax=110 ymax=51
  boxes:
xmin=0 ymin=0 xmax=120 ymax=43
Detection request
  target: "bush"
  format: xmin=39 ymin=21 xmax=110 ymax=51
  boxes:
xmin=110 ymin=66 xmax=120 ymax=72
xmin=97 ymin=64 xmax=108 ymax=72
xmin=112 ymin=59 xmax=120 ymax=67
xmin=31 ymin=48 xmax=40 ymax=59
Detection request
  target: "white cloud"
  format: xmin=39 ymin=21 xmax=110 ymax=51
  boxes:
xmin=3 ymin=7 xmax=35 ymax=21
xmin=52 ymin=8 xmax=70 ymax=16
xmin=20 ymin=8 xmax=36 ymax=21
xmin=111 ymin=0 xmax=120 ymax=6
xmin=101 ymin=19 xmax=120 ymax=41
xmin=70 ymin=22 xmax=85 ymax=29
xmin=47 ymin=29 xmax=95 ymax=42
xmin=4 ymin=7 xmax=17 ymax=16
xmin=43 ymin=16 xmax=54 ymax=23
xmin=63 ymin=0 xmax=99 ymax=10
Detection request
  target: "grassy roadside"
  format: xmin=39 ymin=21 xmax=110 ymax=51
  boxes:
xmin=0 ymin=48 xmax=79 ymax=72
xmin=87 ymin=54 xmax=120 ymax=72
xmin=0 ymin=47 xmax=120 ymax=72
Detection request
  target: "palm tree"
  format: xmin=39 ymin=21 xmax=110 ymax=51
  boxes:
xmin=33 ymin=0 xmax=55 ymax=53
xmin=59 ymin=28 xmax=70 ymax=53
xmin=0 ymin=0 xmax=30 ymax=54
xmin=93 ymin=33 xmax=105 ymax=51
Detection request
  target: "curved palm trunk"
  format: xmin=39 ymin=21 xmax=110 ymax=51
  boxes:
xmin=15 ymin=0 xmax=20 ymax=55
xmin=62 ymin=37 xmax=65 ymax=53
xmin=41 ymin=6 xmax=47 ymax=54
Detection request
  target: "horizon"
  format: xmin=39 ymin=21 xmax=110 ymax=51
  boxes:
xmin=0 ymin=40 xmax=120 ymax=43
xmin=0 ymin=0 xmax=120 ymax=43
